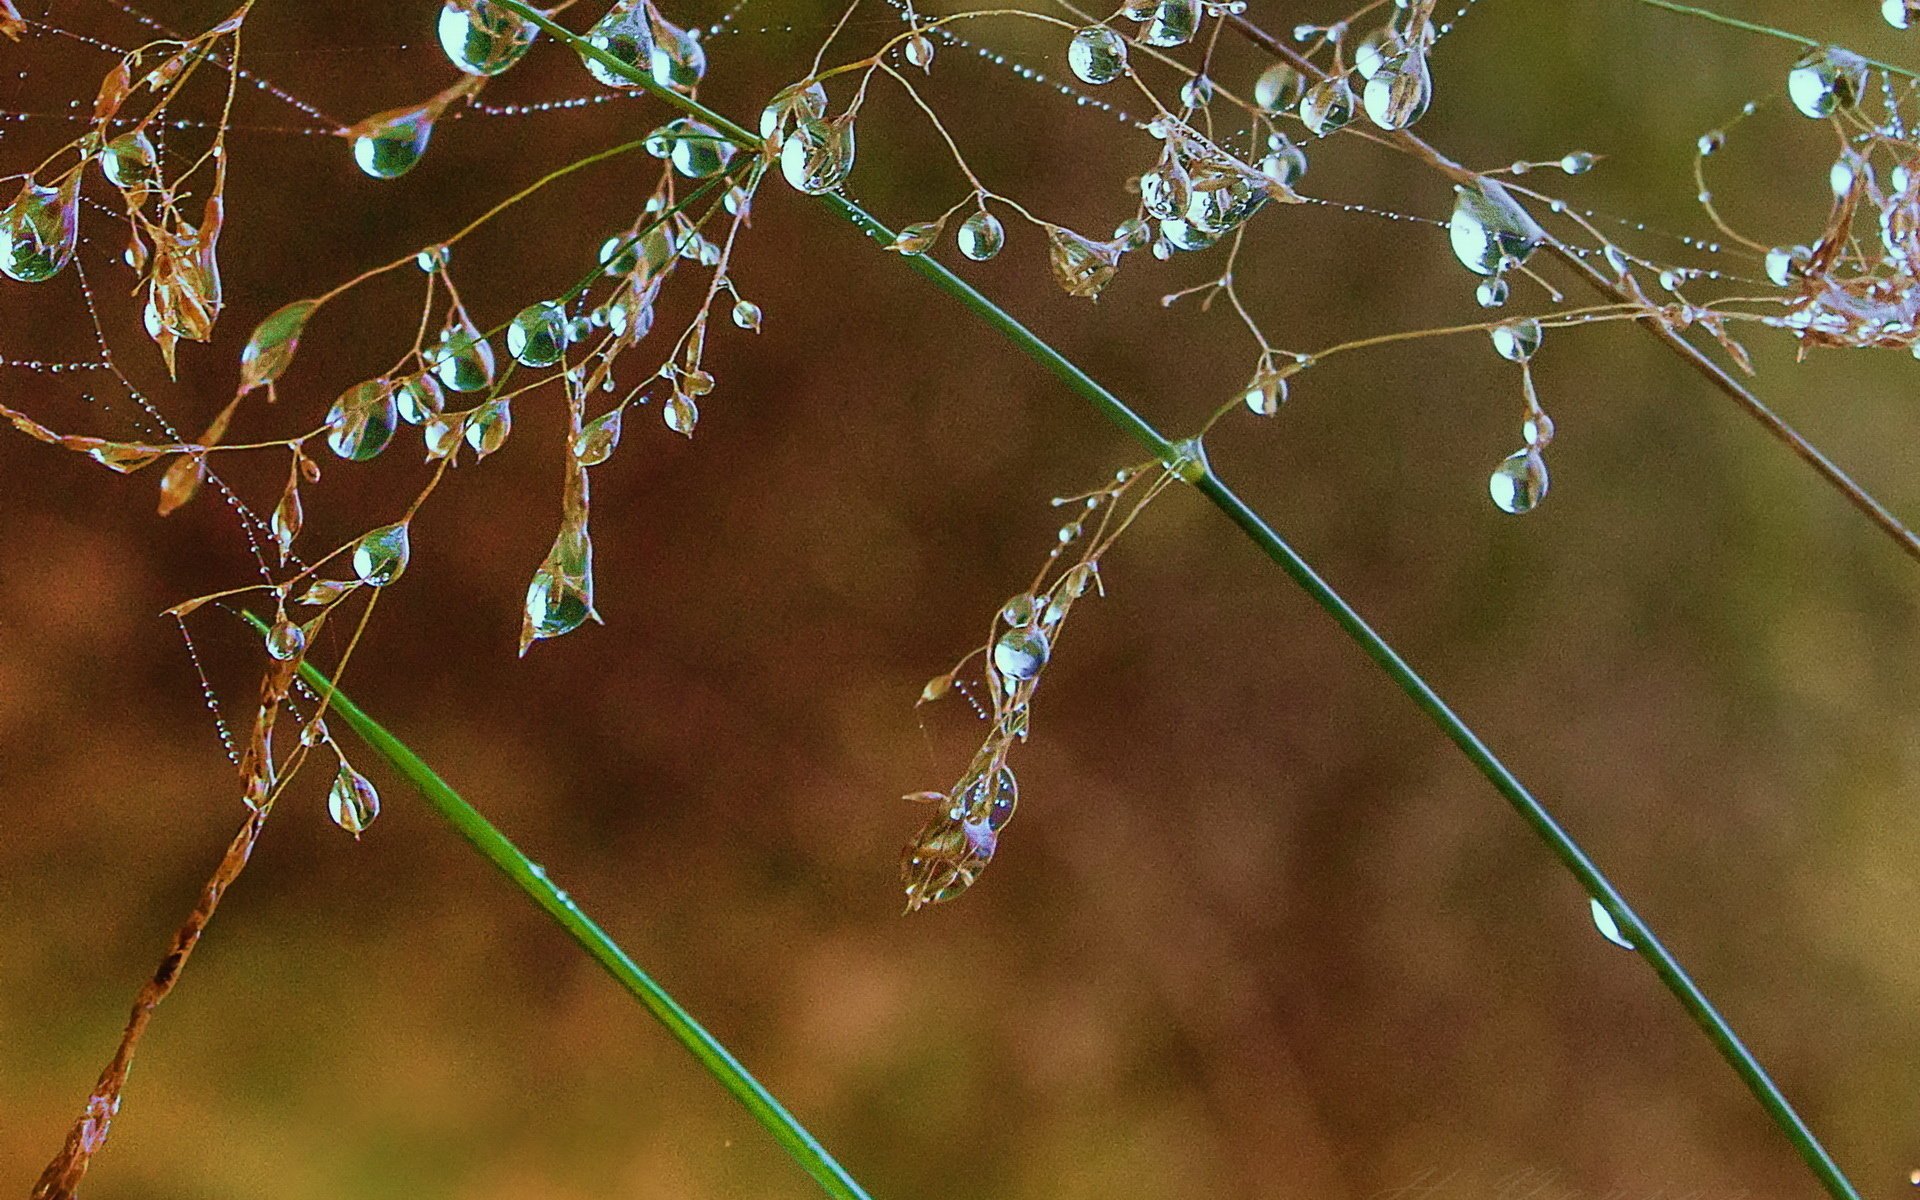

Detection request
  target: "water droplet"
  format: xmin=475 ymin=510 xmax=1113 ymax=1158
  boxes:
xmin=1001 ymin=593 xmax=1038 ymax=626
xmin=664 ymin=391 xmax=698 ymax=435
xmin=904 ymin=32 xmax=935 ymax=69
xmin=438 ymin=0 xmax=537 ymax=76
xmin=1490 ymin=317 xmax=1541 ymax=363
xmin=1242 ymin=366 xmax=1288 ymax=414
xmin=779 ymin=115 xmax=856 ymax=194
xmin=1253 ymin=61 xmax=1304 ymax=112
xmin=506 ymin=301 xmax=568 ymax=367
xmin=1353 ymin=26 xmax=1401 ymax=79
xmin=1044 ymin=225 xmax=1124 ymax=298
xmin=1068 ymin=25 xmax=1128 ymax=84
xmin=1141 ymin=155 xmax=1193 ymax=221
xmin=326 ymin=379 xmax=399 ymax=460
xmin=1559 ymin=150 xmax=1595 ymax=174
xmin=1180 ymin=75 xmax=1214 ymax=108
xmin=651 ymin=117 xmax=734 ymax=178
xmin=580 ymin=0 xmax=653 ymax=87
xmin=265 ymin=615 xmax=306 ymax=661
xmin=1476 ymin=276 xmax=1509 ymax=308
xmin=1589 ymin=897 xmax=1635 ymax=950
xmin=574 ymin=407 xmax=623 ymax=465
xmin=1449 ymin=178 xmax=1545 ymax=277
xmin=351 ymin=521 xmax=411 ymax=586
xmin=731 ymin=298 xmax=762 ymax=330
xmin=349 ymin=94 xmax=449 ymax=179
xmin=395 ymin=374 xmax=445 ymax=424
xmin=956 ymin=209 xmax=1005 ymax=261
xmin=328 ymin=762 xmax=380 ymax=835
xmin=649 ymin=14 xmax=707 ymax=91
xmin=1141 ymin=0 xmax=1198 ymax=46
xmin=1260 ymin=137 xmax=1308 ymax=186
xmin=426 ymin=319 xmax=496 ymax=392
xmin=0 ymin=176 xmax=80 ymax=283
xmin=889 ymin=221 xmax=942 ymax=255
xmin=464 ymin=396 xmax=512 ymax=457
xmin=272 ymin=487 xmax=303 ymax=559
xmin=1299 ymin=75 xmax=1356 ymax=137
xmin=759 ymin=80 xmax=829 ymax=146
xmin=1886 ymin=0 xmax=1920 ymax=29
xmin=417 ymin=244 xmax=450 ymax=272
xmin=1787 ymin=46 xmax=1868 ymax=118
xmin=1696 ymin=130 xmax=1724 ymax=156
xmin=238 ymin=299 xmax=317 ymax=394
xmin=993 ymin=627 xmax=1050 ymax=682
xmin=1765 ymin=244 xmax=1810 ymax=287
xmin=98 ymin=130 xmax=157 ymax=188
xmin=1362 ymin=51 xmax=1431 ymax=130
xmin=1488 ymin=448 xmax=1548 ymax=514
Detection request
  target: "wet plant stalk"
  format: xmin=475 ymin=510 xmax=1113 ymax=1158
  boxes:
xmin=456 ymin=7 xmax=1864 ymax=1197
xmin=264 ymin=629 xmax=873 ymax=1200
xmin=1628 ymin=0 xmax=1919 ymax=80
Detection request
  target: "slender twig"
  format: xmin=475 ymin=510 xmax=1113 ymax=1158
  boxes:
xmin=244 ymin=613 xmax=874 ymax=1200
xmin=426 ymin=7 xmax=1864 ymax=1197
xmin=1627 ymin=0 xmax=1920 ymax=81
xmin=1227 ymin=13 xmax=1920 ymax=566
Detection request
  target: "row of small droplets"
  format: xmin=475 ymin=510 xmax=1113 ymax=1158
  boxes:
xmin=880 ymin=0 xmax=1143 ymax=129
xmin=100 ymin=0 xmax=343 ymax=129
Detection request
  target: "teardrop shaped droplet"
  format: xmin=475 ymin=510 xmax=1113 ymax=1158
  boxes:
xmin=1362 ymin=50 xmax=1431 ymax=130
xmin=573 ymin=407 xmax=623 ymax=465
xmin=1489 ymin=317 xmax=1542 ymax=363
xmin=1887 ymin=0 xmax=1920 ymax=29
xmin=993 ymin=627 xmax=1051 ymax=682
xmin=328 ymin=762 xmax=381 ymax=835
xmin=351 ymin=521 xmax=411 ymax=586
xmin=99 ymin=130 xmax=158 ymax=189
xmin=325 ymin=378 xmax=399 ymax=461
xmin=653 ymin=117 xmax=735 ymax=178
xmin=1786 ymin=45 xmax=1868 ymax=119
xmin=265 ymin=615 xmax=307 ymax=661
xmin=426 ymin=320 xmax=496 ymax=392
xmin=464 ymin=397 xmax=513 ymax=457
xmin=1488 ymin=448 xmax=1548 ymax=514
xmin=1353 ymin=26 xmax=1402 ymax=79
xmin=438 ymin=0 xmax=537 ymax=76
xmin=1253 ymin=62 xmax=1304 ymax=113
xmin=759 ymin=80 xmax=829 ymax=144
xmin=350 ymin=100 xmax=438 ymax=179
xmin=1 ymin=176 xmax=80 ymax=283
xmin=580 ymin=0 xmax=654 ymax=86
xmin=1141 ymin=0 xmax=1197 ymax=47
xmin=395 ymin=373 xmax=445 ymax=424
xmin=1449 ymin=178 xmax=1545 ymax=277
xmin=1589 ymin=897 xmax=1635 ymax=950
xmin=1067 ymin=25 xmax=1128 ymax=84
xmin=1299 ymin=76 xmax=1356 ymax=137
xmin=506 ymin=301 xmax=568 ymax=367
xmin=238 ymin=299 xmax=318 ymax=394
xmin=956 ymin=209 xmax=1005 ymax=261
xmin=649 ymin=14 xmax=707 ymax=91
xmin=731 ymin=298 xmax=763 ymax=330
xmin=779 ymin=115 xmax=856 ymax=194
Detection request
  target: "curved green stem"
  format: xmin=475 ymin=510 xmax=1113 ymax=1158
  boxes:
xmin=246 ymin=615 xmax=873 ymax=1200
xmin=1629 ymin=0 xmax=1919 ymax=80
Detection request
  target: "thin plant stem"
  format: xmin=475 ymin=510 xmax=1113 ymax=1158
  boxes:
xmin=405 ymin=8 xmax=1863 ymax=1197
xmin=245 ymin=615 xmax=874 ymax=1200
xmin=1628 ymin=0 xmax=1920 ymax=81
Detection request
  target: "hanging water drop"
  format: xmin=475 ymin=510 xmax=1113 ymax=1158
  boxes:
xmin=1253 ymin=62 xmax=1304 ymax=112
xmin=1448 ymin=178 xmax=1545 ymax=276
xmin=1299 ymin=76 xmax=1356 ymax=137
xmin=395 ymin=374 xmax=445 ymax=424
xmin=1353 ymin=26 xmax=1402 ymax=79
xmin=351 ymin=522 xmax=411 ymax=586
xmin=580 ymin=1 xmax=653 ymax=86
xmin=506 ymin=301 xmax=568 ymax=367
xmin=1490 ymin=317 xmax=1542 ymax=363
xmin=993 ymin=627 xmax=1051 ymax=682
xmin=779 ymin=115 xmax=856 ymax=194
xmin=655 ymin=117 xmax=734 ymax=178
xmin=1488 ymin=448 xmax=1548 ymax=514
xmin=1786 ymin=46 xmax=1868 ymax=118
xmin=650 ymin=15 xmax=707 ymax=91
xmin=265 ymin=615 xmax=306 ymax=662
xmin=1887 ymin=0 xmax=1920 ymax=29
xmin=1141 ymin=0 xmax=1198 ymax=47
xmin=1476 ymin=276 xmax=1509 ymax=308
xmin=427 ymin=320 xmax=496 ymax=392
xmin=0 ymin=176 xmax=80 ymax=283
xmin=326 ymin=379 xmax=399 ymax=461
xmin=1559 ymin=151 xmax=1595 ymax=175
xmin=99 ymin=130 xmax=158 ymax=189
xmin=904 ymin=32 xmax=935 ymax=69
xmin=438 ymin=0 xmax=537 ymax=76
xmin=465 ymin=397 xmax=513 ymax=457
xmin=574 ymin=407 xmax=623 ymax=465
xmin=1362 ymin=51 xmax=1431 ymax=130
xmin=957 ymin=209 xmax=1005 ymax=260
xmin=328 ymin=762 xmax=381 ymax=835
xmin=1068 ymin=25 xmax=1128 ymax=84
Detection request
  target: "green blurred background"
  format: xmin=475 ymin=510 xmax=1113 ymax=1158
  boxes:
xmin=3 ymin=1 xmax=1919 ymax=1197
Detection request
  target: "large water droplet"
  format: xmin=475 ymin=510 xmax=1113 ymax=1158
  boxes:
xmin=1787 ymin=46 xmax=1868 ymax=118
xmin=326 ymin=379 xmax=399 ymax=461
xmin=350 ymin=100 xmax=439 ymax=179
xmin=1490 ymin=317 xmax=1542 ymax=363
xmin=1068 ymin=25 xmax=1128 ymax=84
xmin=1141 ymin=0 xmax=1197 ymax=46
xmin=1253 ymin=62 xmax=1304 ymax=112
xmin=427 ymin=319 xmax=496 ymax=392
xmin=1299 ymin=76 xmax=1356 ymax=137
xmin=1449 ymin=178 xmax=1545 ymax=277
xmin=993 ymin=627 xmax=1051 ymax=682
xmin=651 ymin=117 xmax=735 ymax=178
xmin=1353 ymin=26 xmax=1402 ymax=79
xmin=580 ymin=0 xmax=654 ymax=86
xmin=759 ymin=80 xmax=829 ymax=144
xmin=649 ymin=15 xmax=707 ymax=91
xmin=1887 ymin=0 xmax=1920 ymax=29
xmin=0 ymin=176 xmax=80 ymax=283
xmin=1140 ymin=154 xmax=1192 ymax=220
xmin=265 ymin=615 xmax=306 ymax=661
xmin=395 ymin=373 xmax=444 ymax=424
xmin=351 ymin=521 xmax=411 ymax=586
xmin=99 ymin=131 xmax=157 ymax=189
xmin=1488 ymin=448 xmax=1548 ymax=514
xmin=506 ymin=301 xmax=568 ymax=367
xmin=1362 ymin=50 xmax=1431 ymax=130
xmin=779 ymin=115 xmax=856 ymax=194
xmin=438 ymin=0 xmax=537 ymax=76
xmin=465 ymin=397 xmax=512 ymax=457
xmin=957 ymin=209 xmax=1005 ymax=260
xmin=328 ymin=762 xmax=380 ymax=835
xmin=238 ymin=299 xmax=317 ymax=394
xmin=574 ymin=407 xmax=623 ymax=465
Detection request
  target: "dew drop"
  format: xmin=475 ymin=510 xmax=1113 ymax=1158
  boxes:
xmin=904 ymin=32 xmax=935 ymax=69
xmin=265 ymin=616 xmax=306 ymax=661
xmin=1887 ymin=0 xmax=1920 ymax=28
xmin=351 ymin=522 xmax=411 ymax=586
xmin=0 ymin=176 xmax=80 ymax=283
xmin=1476 ymin=276 xmax=1509 ymax=308
xmin=506 ymin=301 xmax=568 ymax=367
xmin=328 ymin=763 xmax=381 ymax=835
xmin=1490 ymin=317 xmax=1541 ymax=363
xmin=779 ymin=115 xmax=856 ymax=194
xmin=1488 ymin=448 xmax=1548 ymax=514
xmin=731 ymin=298 xmax=763 ymax=330
xmin=1589 ymin=897 xmax=1635 ymax=950
xmin=351 ymin=100 xmax=440 ymax=179
xmin=1559 ymin=150 xmax=1595 ymax=174
xmin=1449 ymin=178 xmax=1545 ymax=277
xmin=238 ymin=299 xmax=317 ymax=394
xmin=326 ymin=379 xmax=399 ymax=461
xmin=573 ymin=407 xmax=623 ymax=465
xmin=437 ymin=0 xmax=538 ymax=77
xmin=1253 ymin=61 xmax=1305 ymax=112
xmin=957 ymin=209 xmax=1005 ymax=260
xmin=427 ymin=320 xmax=496 ymax=392
xmin=1787 ymin=46 xmax=1868 ymax=118
xmin=993 ymin=626 xmax=1051 ymax=682
xmin=1141 ymin=0 xmax=1198 ymax=47
xmin=1299 ymin=75 xmax=1356 ymax=137
xmin=1353 ymin=26 xmax=1401 ymax=79
xmin=464 ymin=397 xmax=513 ymax=457
xmin=649 ymin=15 xmax=707 ymax=91
xmin=99 ymin=130 xmax=158 ymax=188
xmin=395 ymin=374 xmax=445 ymax=424
xmin=1068 ymin=25 xmax=1128 ymax=85
xmin=1362 ymin=51 xmax=1431 ymax=130
xmin=580 ymin=0 xmax=654 ymax=87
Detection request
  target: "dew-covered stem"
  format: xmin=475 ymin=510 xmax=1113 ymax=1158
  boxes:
xmin=822 ymin=196 xmax=1863 ymax=1200
xmin=1627 ymin=0 xmax=1919 ymax=81
xmin=249 ymin=614 xmax=873 ymax=1200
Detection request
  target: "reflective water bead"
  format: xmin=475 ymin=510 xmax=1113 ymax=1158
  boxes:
xmin=506 ymin=301 xmax=568 ymax=367
xmin=1142 ymin=0 xmax=1198 ymax=47
xmin=1490 ymin=317 xmax=1542 ymax=363
xmin=1260 ymin=138 xmax=1308 ymax=185
xmin=1353 ymin=26 xmax=1401 ymax=79
xmin=351 ymin=522 xmax=411 ymax=586
xmin=1559 ymin=151 xmax=1595 ymax=174
xmin=99 ymin=130 xmax=158 ymax=188
xmin=438 ymin=0 xmax=537 ymax=76
xmin=1476 ymin=276 xmax=1509 ymax=308
xmin=416 ymin=244 xmax=450 ymax=272
xmin=1589 ymin=898 xmax=1635 ymax=950
xmin=1299 ymin=76 xmax=1356 ymax=137
xmin=1362 ymin=51 xmax=1431 ymax=130
xmin=265 ymin=616 xmax=306 ymax=661
xmin=1787 ymin=46 xmax=1868 ymax=118
xmin=395 ymin=374 xmax=444 ymax=424
xmin=427 ymin=323 xmax=496 ymax=392
xmin=663 ymin=118 xmax=735 ymax=178
xmin=465 ymin=397 xmax=512 ymax=457
xmin=574 ymin=408 xmax=623 ymax=465
xmin=1488 ymin=448 xmax=1548 ymax=514
xmin=1068 ymin=25 xmax=1128 ymax=85
xmin=581 ymin=1 xmax=653 ymax=86
xmin=0 ymin=177 xmax=80 ymax=283
xmin=1252 ymin=61 xmax=1304 ymax=112
xmin=993 ymin=626 xmax=1050 ymax=681
xmin=779 ymin=116 xmax=856 ymax=194
xmin=904 ymin=32 xmax=935 ymax=69
xmin=1001 ymin=593 xmax=1037 ymax=626
xmin=650 ymin=17 xmax=707 ymax=91
xmin=326 ymin=379 xmax=399 ymax=460
xmin=1180 ymin=75 xmax=1214 ymax=108
xmin=957 ymin=209 xmax=1005 ymax=260
xmin=726 ymin=298 xmax=762 ymax=331
xmin=1449 ymin=178 xmax=1544 ymax=276
xmin=1696 ymin=130 xmax=1724 ymax=156
xmin=1765 ymin=244 xmax=1810 ymax=286
xmin=1887 ymin=0 xmax=1920 ymax=28
xmin=328 ymin=763 xmax=380 ymax=835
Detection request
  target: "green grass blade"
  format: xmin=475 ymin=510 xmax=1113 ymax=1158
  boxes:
xmin=253 ymin=619 xmax=873 ymax=1200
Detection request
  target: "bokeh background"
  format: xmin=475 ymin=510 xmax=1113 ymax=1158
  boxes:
xmin=3 ymin=1 xmax=1919 ymax=1197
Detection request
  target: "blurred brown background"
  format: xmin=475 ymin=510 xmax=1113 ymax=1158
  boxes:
xmin=3 ymin=1 xmax=1919 ymax=1197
